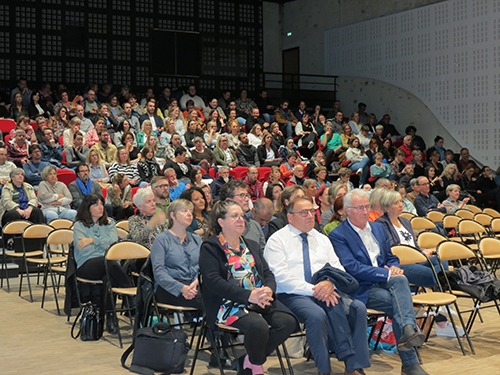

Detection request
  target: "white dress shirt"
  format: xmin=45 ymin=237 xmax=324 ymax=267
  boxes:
xmin=347 ymin=219 xmax=381 ymax=267
xmin=264 ymin=224 xmax=345 ymax=296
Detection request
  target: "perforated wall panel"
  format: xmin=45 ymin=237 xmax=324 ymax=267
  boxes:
xmin=1 ymin=0 xmax=263 ymax=99
xmin=325 ymin=0 xmax=500 ymax=166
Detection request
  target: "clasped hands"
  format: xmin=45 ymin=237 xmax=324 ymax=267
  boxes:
xmin=248 ymin=286 xmax=274 ymax=309
xmin=181 ymin=279 xmax=199 ymax=300
xmin=313 ymin=280 xmax=340 ymax=307
xmin=385 ymin=265 xmax=405 ymax=277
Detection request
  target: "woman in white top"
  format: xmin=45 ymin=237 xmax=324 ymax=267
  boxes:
xmin=247 ymin=124 xmax=264 ymax=149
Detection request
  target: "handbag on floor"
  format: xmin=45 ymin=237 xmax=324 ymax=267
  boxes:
xmin=71 ymin=302 xmax=104 ymax=341
xmin=121 ymin=322 xmax=189 ymax=375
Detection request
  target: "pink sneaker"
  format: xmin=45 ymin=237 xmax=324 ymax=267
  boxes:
xmin=243 ymin=354 xmax=264 ymax=375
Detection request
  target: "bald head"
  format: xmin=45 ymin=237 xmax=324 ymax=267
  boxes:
xmin=252 ymin=198 xmax=274 ymax=227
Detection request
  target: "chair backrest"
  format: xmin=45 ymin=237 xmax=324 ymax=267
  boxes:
xmin=410 ymin=216 xmax=436 ymax=232
xmin=437 ymin=241 xmax=477 ymax=262
xmin=46 ymin=228 xmax=74 ymax=247
xmin=56 ymin=169 xmax=76 ymax=186
xmin=483 ymin=208 xmax=500 ymax=218
xmin=116 ymin=220 xmax=129 ymax=231
xmin=491 ymin=218 xmax=500 ymax=233
xmin=116 ymin=227 xmax=129 ymax=240
xmin=400 ymin=212 xmax=416 ymax=221
xmin=2 ymin=220 xmax=32 ymax=235
xmin=391 ymin=244 xmax=428 ymax=265
xmin=23 ymin=224 xmax=54 ymax=239
xmin=442 ymin=214 xmax=461 ymax=230
xmin=473 ymin=213 xmax=493 ymax=227
xmin=457 ymin=219 xmax=487 ymax=236
xmin=466 ymin=204 xmax=482 ymax=214
xmin=49 ymin=218 xmax=74 ymax=229
xmin=479 ymin=237 xmax=500 ymax=257
xmin=455 ymin=209 xmax=474 ymax=219
xmin=417 ymin=231 xmax=447 ymax=251
xmin=106 ymin=241 xmax=150 ymax=261
xmin=426 ymin=210 xmax=445 ymax=223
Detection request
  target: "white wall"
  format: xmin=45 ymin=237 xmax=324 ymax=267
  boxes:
xmin=325 ymin=0 xmax=500 ymax=167
xmin=337 ymin=76 xmax=461 ymax=154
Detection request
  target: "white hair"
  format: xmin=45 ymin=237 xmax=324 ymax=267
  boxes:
xmin=132 ymin=186 xmax=154 ymax=207
xmin=343 ymin=188 xmax=370 ymax=208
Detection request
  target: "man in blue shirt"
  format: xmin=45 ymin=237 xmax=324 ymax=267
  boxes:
xmin=23 ymin=145 xmax=50 ymax=188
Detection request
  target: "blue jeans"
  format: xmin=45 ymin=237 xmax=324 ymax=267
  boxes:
xmin=401 ymin=256 xmax=448 ymax=288
xmin=44 ymin=208 xmax=77 ymax=223
xmin=280 ymin=121 xmax=293 ymax=138
xmin=350 ymin=157 xmax=370 ymax=185
xmin=366 ymin=276 xmax=419 ymax=367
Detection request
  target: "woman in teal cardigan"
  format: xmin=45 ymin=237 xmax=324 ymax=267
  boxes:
xmin=73 ymin=194 xmax=132 ymax=332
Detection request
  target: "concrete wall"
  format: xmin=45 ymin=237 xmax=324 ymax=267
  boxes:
xmin=263 ymin=0 xmax=444 ymax=76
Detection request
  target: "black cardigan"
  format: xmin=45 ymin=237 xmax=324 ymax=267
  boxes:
xmin=257 ymin=144 xmax=279 ymax=165
xmin=199 ymin=235 xmax=291 ymax=328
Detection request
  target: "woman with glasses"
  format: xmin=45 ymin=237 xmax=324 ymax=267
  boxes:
xmin=199 ymin=200 xmax=297 ymax=374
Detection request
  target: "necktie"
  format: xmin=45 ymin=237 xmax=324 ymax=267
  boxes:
xmin=300 ymin=232 xmax=312 ymax=283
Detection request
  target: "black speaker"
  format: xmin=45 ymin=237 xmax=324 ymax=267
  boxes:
xmin=150 ymin=29 xmax=201 ymax=77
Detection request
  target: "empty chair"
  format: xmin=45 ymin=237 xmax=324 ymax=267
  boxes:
xmin=436 ymin=241 xmax=500 ymax=335
xmin=491 ymin=218 xmax=500 ymax=239
xmin=457 ymin=219 xmax=488 ymax=251
xmin=115 ymin=219 xmax=129 ymax=232
xmin=49 ymin=218 xmax=74 ymax=229
xmin=410 ymin=216 xmax=436 ymax=233
xmin=442 ymin=214 xmax=462 ymax=241
xmin=1 ymin=220 xmax=32 ymax=292
xmin=478 ymin=237 xmax=500 ymax=276
xmin=466 ymin=204 xmax=482 ymax=214
xmin=426 ymin=211 xmax=445 ymax=223
xmin=483 ymin=208 xmax=500 ymax=218
xmin=105 ymin=241 xmax=150 ymax=348
xmin=391 ymin=244 xmax=474 ymax=356
xmin=401 ymin=212 xmax=417 ymax=221
xmin=41 ymin=228 xmax=73 ymax=314
xmin=417 ymin=232 xmax=448 ymax=253
xmin=22 ymin=224 xmax=55 ymax=302
xmin=455 ymin=209 xmax=474 ymax=220
xmin=473 ymin=213 xmax=493 ymax=233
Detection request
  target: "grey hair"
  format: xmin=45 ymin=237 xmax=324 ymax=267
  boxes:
xmin=218 ymin=166 xmax=230 ymax=173
xmin=303 ymin=179 xmax=317 ymax=189
xmin=375 ymin=125 xmax=384 ymax=131
xmin=446 ymin=184 xmax=461 ymax=195
xmin=379 ymin=189 xmax=403 ymax=212
xmin=343 ymin=188 xmax=370 ymax=208
xmin=132 ymin=186 xmax=154 ymax=207
xmin=41 ymin=165 xmax=57 ymax=180
xmin=10 ymin=168 xmax=25 ymax=178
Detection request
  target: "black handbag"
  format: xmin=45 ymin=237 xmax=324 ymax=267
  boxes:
xmin=71 ymin=302 xmax=104 ymax=341
xmin=121 ymin=323 xmax=189 ymax=375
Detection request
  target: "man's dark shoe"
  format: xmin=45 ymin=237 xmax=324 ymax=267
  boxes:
xmin=401 ymin=363 xmax=429 ymax=375
xmin=398 ymin=324 xmax=425 ymax=351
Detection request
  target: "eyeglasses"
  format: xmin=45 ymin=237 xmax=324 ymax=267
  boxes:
xmin=154 ymin=184 xmax=169 ymax=188
xmin=232 ymin=193 xmax=250 ymax=200
xmin=289 ymin=209 xmax=316 ymax=217
xmin=347 ymin=204 xmax=372 ymax=212
xmin=226 ymin=214 xmax=245 ymax=221
xmin=418 ymin=182 xmax=430 ymax=186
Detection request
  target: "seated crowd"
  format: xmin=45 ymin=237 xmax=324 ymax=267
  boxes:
xmin=3 ymin=80 xmax=500 ymax=375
